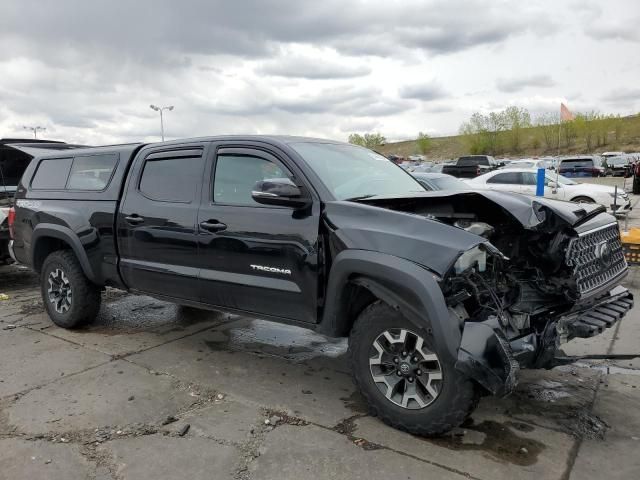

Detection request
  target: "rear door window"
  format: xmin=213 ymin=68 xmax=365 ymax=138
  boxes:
xmin=487 ymin=172 xmax=522 ymax=184
xmin=31 ymin=158 xmax=73 ymax=189
xmin=139 ymin=149 xmax=204 ymax=203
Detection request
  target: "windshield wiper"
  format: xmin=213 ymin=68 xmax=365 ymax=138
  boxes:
xmin=345 ymin=194 xmax=377 ymax=201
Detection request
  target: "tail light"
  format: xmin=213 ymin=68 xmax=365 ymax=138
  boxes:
xmin=476 ymin=166 xmax=481 ymax=176
xmin=7 ymin=206 xmax=15 ymax=239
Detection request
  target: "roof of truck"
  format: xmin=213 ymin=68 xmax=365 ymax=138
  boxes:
xmin=28 ymin=136 xmax=347 ymax=160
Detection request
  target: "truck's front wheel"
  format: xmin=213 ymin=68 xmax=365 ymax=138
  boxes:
xmin=348 ymin=301 xmax=479 ymax=436
xmin=41 ymin=250 xmax=101 ymax=328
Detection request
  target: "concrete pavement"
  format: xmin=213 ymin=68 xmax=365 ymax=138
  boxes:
xmin=1 ymin=263 xmax=639 ymax=479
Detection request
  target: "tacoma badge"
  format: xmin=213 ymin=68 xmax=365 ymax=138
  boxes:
xmin=250 ymin=264 xmax=292 ymax=275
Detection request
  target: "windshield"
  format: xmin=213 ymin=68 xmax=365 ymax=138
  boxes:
xmin=290 ymin=142 xmax=425 ymax=200
xmin=608 ymin=157 xmax=628 ymax=166
xmin=457 ymin=156 xmax=487 ymax=166
xmin=560 ymin=159 xmax=592 ymax=168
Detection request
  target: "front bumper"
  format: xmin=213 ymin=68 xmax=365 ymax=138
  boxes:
xmin=560 ymin=285 xmax=633 ymax=341
xmin=611 ymin=200 xmax=632 ymax=215
xmin=455 ymin=286 xmax=633 ymax=397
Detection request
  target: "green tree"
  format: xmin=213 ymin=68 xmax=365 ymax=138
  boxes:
xmin=574 ymin=111 xmax=599 ymax=152
xmin=562 ymin=120 xmax=578 ymax=149
xmin=348 ymin=132 xmax=386 ymax=150
xmin=535 ymin=112 xmax=559 ymax=151
xmin=503 ymin=106 xmax=531 ymax=152
xmin=416 ymin=132 xmax=432 ymax=154
xmin=458 ymin=111 xmax=506 ymax=155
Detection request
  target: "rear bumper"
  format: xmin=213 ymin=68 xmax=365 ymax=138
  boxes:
xmin=7 ymin=240 xmax=17 ymax=263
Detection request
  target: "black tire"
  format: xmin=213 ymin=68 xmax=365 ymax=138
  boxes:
xmin=41 ymin=249 xmax=101 ymax=328
xmin=571 ymin=196 xmax=595 ymax=204
xmin=348 ymin=301 xmax=479 ymax=436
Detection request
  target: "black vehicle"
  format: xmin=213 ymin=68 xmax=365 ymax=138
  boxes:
xmin=605 ymin=156 xmax=631 ymax=177
xmin=10 ymin=136 xmax=633 ymax=436
xmin=441 ymin=155 xmax=500 ymax=178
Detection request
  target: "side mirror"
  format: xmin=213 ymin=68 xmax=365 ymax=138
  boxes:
xmin=547 ymin=181 xmax=558 ymax=189
xmin=252 ymin=178 xmax=310 ymax=209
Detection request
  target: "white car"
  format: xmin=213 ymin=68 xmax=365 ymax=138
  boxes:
xmin=466 ymin=168 xmax=632 ymax=215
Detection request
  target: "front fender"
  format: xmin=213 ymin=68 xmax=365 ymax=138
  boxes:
xmin=319 ymin=249 xmax=461 ymax=363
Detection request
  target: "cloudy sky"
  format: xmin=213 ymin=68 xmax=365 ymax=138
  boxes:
xmin=1 ymin=0 xmax=639 ymax=145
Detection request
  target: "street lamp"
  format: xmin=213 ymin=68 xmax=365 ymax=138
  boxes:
xmin=23 ymin=126 xmax=46 ymax=139
xmin=149 ymin=104 xmax=174 ymax=141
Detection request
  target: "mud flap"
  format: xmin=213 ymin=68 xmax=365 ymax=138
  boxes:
xmin=455 ymin=322 xmax=519 ymax=397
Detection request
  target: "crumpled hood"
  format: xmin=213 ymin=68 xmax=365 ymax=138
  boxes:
xmin=472 ymin=190 xmax=606 ymax=227
xmin=324 ymin=201 xmax=485 ymax=276
xmin=324 ymin=189 xmax=611 ymax=276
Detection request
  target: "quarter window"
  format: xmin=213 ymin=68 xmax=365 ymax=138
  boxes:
xmin=213 ymin=154 xmax=290 ymax=206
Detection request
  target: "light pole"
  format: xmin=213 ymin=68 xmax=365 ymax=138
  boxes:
xmin=149 ymin=105 xmax=174 ymax=141
xmin=23 ymin=126 xmax=46 ymax=138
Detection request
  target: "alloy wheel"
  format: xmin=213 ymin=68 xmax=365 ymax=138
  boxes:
xmin=369 ymin=328 xmax=443 ymax=409
xmin=47 ymin=268 xmax=73 ymax=314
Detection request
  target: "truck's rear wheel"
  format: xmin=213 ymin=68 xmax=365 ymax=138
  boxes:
xmin=348 ymin=301 xmax=479 ymax=436
xmin=41 ymin=250 xmax=101 ymax=328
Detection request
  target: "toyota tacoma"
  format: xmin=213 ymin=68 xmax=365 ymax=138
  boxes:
xmin=9 ymin=136 xmax=633 ymax=435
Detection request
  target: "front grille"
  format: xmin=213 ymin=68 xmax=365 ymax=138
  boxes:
xmin=565 ymin=224 xmax=627 ymax=296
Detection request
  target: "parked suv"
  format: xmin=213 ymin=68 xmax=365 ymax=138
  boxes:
xmin=558 ymin=156 xmax=605 ymax=177
xmin=10 ymin=136 xmax=633 ymax=435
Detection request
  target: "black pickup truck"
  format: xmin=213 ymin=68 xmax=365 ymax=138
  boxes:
xmin=10 ymin=136 xmax=633 ymax=435
xmin=441 ymin=155 xmax=500 ymax=178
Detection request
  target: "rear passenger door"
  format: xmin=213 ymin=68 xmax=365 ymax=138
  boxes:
xmin=118 ymin=144 xmax=207 ymax=301
xmin=196 ymin=144 xmax=320 ymax=324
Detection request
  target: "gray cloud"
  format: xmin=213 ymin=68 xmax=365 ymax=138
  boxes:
xmin=257 ymin=55 xmax=371 ymax=79
xmin=399 ymin=82 xmax=448 ymax=101
xmin=589 ymin=24 xmax=640 ymax=42
xmin=496 ymin=75 xmax=556 ymax=93
xmin=0 ymin=0 xmax=558 ymax=67
xmin=0 ymin=0 xmax=637 ymax=145
xmin=601 ymin=88 xmax=640 ymax=104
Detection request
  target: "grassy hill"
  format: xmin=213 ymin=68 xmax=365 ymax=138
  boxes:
xmin=378 ymin=114 xmax=640 ymax=160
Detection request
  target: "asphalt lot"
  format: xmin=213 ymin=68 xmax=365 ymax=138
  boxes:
xmin=1 ymin=192 xmax=640 ymax=479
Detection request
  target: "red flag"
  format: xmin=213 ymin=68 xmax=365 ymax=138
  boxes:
xmin=560 ymin=103 xmax=575 ymax=122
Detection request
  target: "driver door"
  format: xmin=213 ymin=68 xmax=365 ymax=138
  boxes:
xmin=196 ymin=145 xmax=321 ymax=324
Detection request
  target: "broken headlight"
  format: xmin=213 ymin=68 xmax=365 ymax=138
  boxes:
xmin=454 ymin=245 xmax=487 ymax=274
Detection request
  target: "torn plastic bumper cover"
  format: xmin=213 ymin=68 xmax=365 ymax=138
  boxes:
xmin=455 ymin=321 xmax=520 ymax=397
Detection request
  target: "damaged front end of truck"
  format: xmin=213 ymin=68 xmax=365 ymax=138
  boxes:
xmin=331 ymin=190 xmax=633 ymax=397
xmin=421 ymin=191 xmax=632 ymax=396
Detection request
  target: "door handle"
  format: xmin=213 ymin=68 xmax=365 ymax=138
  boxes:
xmin=125 ymin=214 xmax=145 ymax=225
xmin=200 ymin=220 xmax=227 ymax=232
